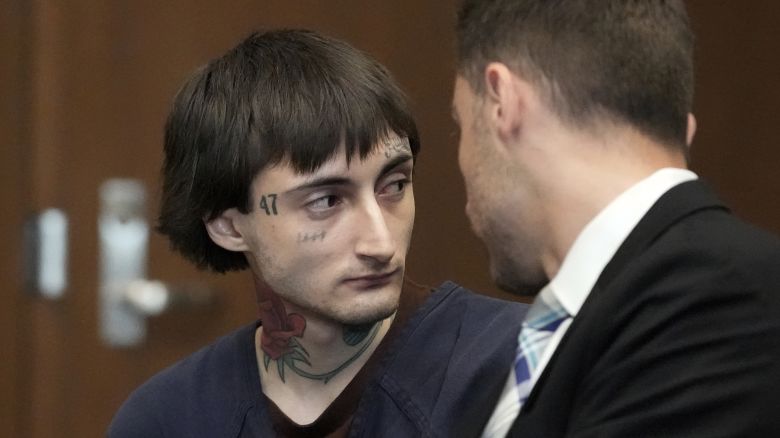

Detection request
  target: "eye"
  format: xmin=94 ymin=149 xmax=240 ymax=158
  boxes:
xmin=307 ymin=194 xmax=342 ymax=212
xmin=306 ymin=195 xmax=343 ymax=219
xmin=379 ymin=178 xmax=411 ymax=198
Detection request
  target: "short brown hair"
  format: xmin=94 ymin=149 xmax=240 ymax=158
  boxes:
xmin=456 ymin=0 xmax=693 ymax=149
xmin=158 ymin=29 xmax=419 ymax=273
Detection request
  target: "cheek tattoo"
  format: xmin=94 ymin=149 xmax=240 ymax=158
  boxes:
xmin=259 ymin=194 xmax=278 ymax=215
xmin=298 ymin=231 xmax=326 ymax=243
xmin=383 ymin=136 xmax=411 ymax=158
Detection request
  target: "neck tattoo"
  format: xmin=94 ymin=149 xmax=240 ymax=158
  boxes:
xmin=261 ymin=320 xmax=380 ymax=384
xmin=256 ymin=279 xmax=382 ymax=384
xmin=342 ymin=322 xmax=375 ymax=346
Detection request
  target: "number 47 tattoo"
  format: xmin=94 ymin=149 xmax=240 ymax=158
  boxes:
xmin=260 ymin=194 xmax=278 ymax=215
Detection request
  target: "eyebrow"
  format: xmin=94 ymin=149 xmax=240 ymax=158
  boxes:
xmin=378 ymin=154 xmax=414 ymax=179
xmin=283 ymin=154 xmax=414 ymax=195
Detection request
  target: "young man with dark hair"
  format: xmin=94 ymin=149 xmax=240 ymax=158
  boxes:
xmin=108 ymin=29 xmax=527 ymax=437
xmin=452 ymin=1 xmax=780 ymax=436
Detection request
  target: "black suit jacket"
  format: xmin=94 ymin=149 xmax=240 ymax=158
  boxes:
xmin=460 ymin=180 xmax=780 ymax=437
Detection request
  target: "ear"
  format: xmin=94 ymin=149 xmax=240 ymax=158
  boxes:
xmin=484 ymin=62 xmax=526 ymax=144
xmin=204 ymin=208 xmax=249 ymax=252
xmin=685 ymin=113 xmax=697 ymax=147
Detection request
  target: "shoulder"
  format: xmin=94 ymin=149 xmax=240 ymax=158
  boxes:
xmin=367 ymin=281 xmax=526 ymax=435
xmin=107 ymin=323 xmax=259 ymax=437
xmin=402 ymin=279 xmax=527 ymax=346
xmin=424 ymin=280 xmax=529 ymax=326
xmin=555 ymin=210 xmax=780 ymax=435
xmin=395 ymin=281 xmax=527 ymax=365
xmin=594 ymin=204 xmax=780 ymax=344
xmin=639 ymin=206 xmax=780 ymax=302
xmin=599 ymin=184 xmax=780 ymax=320
xmin=677 ymin=208 xmax=780 ymax=274
xmin=643 ymin=179 xmax=780 ymax=287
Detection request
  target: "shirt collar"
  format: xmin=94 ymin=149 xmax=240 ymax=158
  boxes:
xmin=548 ymin=168 xmax=698 ymax=317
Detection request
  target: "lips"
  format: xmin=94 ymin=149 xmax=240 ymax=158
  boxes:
xmin=343 ymin=268 xmax=400 ymax=287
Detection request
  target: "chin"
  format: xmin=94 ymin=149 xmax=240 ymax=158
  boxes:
xmin=490 ymin=255 xmax=547 ymax=297
xmin=494 ymin=276 xmax=543 ymax=297
xmin=335 ymin=288 xmax=401 ymax=325
xmin=339 ymin=306 xmax=397 ymax=326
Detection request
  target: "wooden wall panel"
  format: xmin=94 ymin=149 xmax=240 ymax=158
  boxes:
xmin=2 ymin=1 xmax=779 ymax=436
xmin=0 ymin=2 xmax=29 ymax=436
xmin=687 ymin=1 xmax=780 ymax=234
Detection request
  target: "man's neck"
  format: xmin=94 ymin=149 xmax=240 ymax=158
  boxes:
xmin=252 ymin=277 xmax=394 ymax=424
xmin=259 ymin=304 xmax=392 ymax=385
xmin=532 ymin=126 xmax=688 ymax=280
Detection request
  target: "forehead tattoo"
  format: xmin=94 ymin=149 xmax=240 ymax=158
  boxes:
xmin=382 ymin=136 xmax=411 ymax=158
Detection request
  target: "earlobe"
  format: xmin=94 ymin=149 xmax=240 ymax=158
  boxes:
xmin=204 ymin=209 xmax=249 ymax=252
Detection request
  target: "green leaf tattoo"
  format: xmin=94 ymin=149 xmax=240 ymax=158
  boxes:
xmin=264 ymin=322 xmax=380 ymax=384
xmin=342 ymin=322 xmax=375 ymax=346
xmin=263 ymin=353 xmax=271 ymax=370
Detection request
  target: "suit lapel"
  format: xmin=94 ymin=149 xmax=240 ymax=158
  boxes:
xmin=506 ymin=180 xmax=728 ymax=436
xmin=594 ymin=179 xmax=728 ymax=292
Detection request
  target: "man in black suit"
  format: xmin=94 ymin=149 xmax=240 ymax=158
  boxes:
xmin=451 ymin=1 xmax=780 ymax=436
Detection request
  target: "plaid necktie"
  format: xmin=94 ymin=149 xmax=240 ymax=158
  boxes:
xmin=514 ymin=289 xmax=570 ymax=406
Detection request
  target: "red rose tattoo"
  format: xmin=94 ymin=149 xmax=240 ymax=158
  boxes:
xmin=258 ymin=296 xmax=306 ymax=360
xmin=255 ymin=278 xmax=310 ymax=382
xmin=254 ymin=277 xmax=380 ymax=384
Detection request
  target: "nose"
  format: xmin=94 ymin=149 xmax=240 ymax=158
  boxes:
xmin=354 ymin=199 xmax=396 ymax=265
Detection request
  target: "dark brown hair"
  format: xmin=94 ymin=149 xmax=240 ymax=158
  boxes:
xmin=158 ymin=29 xmax=419 ymax=273
xmin=456 ymin=0 xmax=693 ymax=149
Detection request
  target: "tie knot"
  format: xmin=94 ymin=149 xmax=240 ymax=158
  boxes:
xmin=524 ymin=290 xmax=569 ymax=332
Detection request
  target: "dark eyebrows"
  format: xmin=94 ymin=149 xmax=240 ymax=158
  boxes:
xmin=283 ymin=154 xmax=413 ymax=195
xmin=378 ymin=154 xmax=413 ymax=179
xmin=284 ymin=176 xmax=352 ymax=194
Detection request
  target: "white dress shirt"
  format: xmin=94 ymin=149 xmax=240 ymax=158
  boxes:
xmin=481 ymin=168 xmax=698 ymax=438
